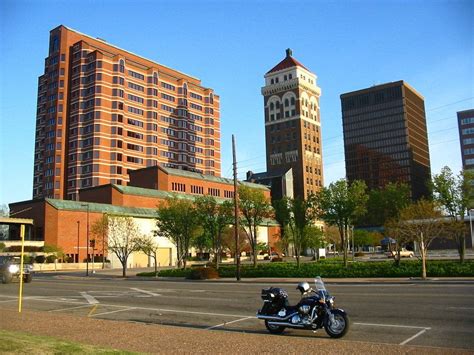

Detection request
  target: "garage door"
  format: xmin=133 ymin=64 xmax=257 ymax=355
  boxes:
xmin=157 ymin=248 xmax=171 ymax=266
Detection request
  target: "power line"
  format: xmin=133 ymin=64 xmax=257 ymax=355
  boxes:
xmin=426 ymin=97 xmax=474 ymax=112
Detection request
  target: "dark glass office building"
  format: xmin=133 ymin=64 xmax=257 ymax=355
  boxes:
xmin=341 ymin=81 xmax=431 ymax=200
xmin=457 ymin=109 xmax=474 ymax=170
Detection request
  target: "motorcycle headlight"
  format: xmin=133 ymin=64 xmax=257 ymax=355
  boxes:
xmin=8 ymin=264 xmax=19 ymax=273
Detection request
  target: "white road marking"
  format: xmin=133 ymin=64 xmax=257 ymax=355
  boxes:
xmin=90 ymin=307 xmax=136 ymax=317
xmin=130 ymin=288 xmax=161 ymax=297
xmin=448 ymin=306 xmax=474 ymax=310
xmin=206 ymin=316 xmax=253 ymax=330
xmin=49 ymin=304 xmax=92 ymax=312
xmin=80 ymin=292 xmax=99 ymax=304
xmin=399 ymin=329 xmax=428 ymax=345
xmin=354 ymin=322 xmax=430 ymax=330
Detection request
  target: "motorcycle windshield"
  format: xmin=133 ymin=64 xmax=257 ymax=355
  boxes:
xmin=314 ymin=276 xmax=326 ymax=292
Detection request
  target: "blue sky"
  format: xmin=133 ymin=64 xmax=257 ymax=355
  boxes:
xmin=0 ymin=0 xmax=473 ymax=207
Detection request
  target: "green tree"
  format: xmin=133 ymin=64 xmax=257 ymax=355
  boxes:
xmin=272 ymin=197 xmax=292 ymax=256
xmin=361 ymin=183 xmax=411 ymax=226
xmin=90 ymin=214 xmax=109 ymax=269
xmin=195 ymin=196 xmax=234 ymax=269
xmin=315 ymin=179 xmax=368 ymax=267
xmin=304 ymin=225 xmax=325 ymax=261
xmin=431 ymin=167 xmax=474 ymax=263
xmin=238 ymin=185 xmax=272 ymax=267
xmin=43 ymin=244 xmax=65 ymax=262
xmin=155 ymin=197 xmax=200 ymax=269
xmin=107 ymin=216 xmax=143 ymax=277
xmin=287 ymin=197 xmax=318 ymax=268
xmin=0 ymin=204 xmax=9 ymax=217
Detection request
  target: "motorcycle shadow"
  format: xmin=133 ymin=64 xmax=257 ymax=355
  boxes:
xmin=129 ymin=318 xmax=336 ymax=339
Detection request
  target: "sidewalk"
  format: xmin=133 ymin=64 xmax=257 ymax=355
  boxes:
xmin=1 ymin=308 xmax=470 ymax=354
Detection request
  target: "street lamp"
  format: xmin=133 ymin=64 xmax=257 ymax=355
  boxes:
xmin=81 ymin=203 xmax=90 ymax=276
xmin=76 ymin=221 xmax=80 ymax=263
xmin=469 ymin=210 xmax=474 ymax=250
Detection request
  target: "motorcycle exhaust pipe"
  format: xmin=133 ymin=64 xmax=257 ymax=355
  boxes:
xmin=256 ymin=312 xmax=297 ymax=321
xmin=267 ymin=321 xmax=305 ymax=328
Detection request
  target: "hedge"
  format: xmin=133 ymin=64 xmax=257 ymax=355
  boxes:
xmin=138 ymin=260 xmax=474 ymax=279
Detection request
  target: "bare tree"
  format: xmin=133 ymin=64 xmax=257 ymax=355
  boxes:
xmin=91 ymin=214 xmax=108 ymax=269
xmin=394 ymin=199 xmax=448 ymax=279
xmin=136 ymin=234 xmax=160 ymax=277
xmin=107 ymin=216 xmax=143 ymax=277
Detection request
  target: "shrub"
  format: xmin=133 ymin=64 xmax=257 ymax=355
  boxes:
xmin=187 ymin=266 xmax=219 ymax=280
xmin=354 ymin=252 xmax=365 ymax=257
xmin=271 ymin=257 xmax=284 ymax=262
xmin=35 ymin=255 xmax=45 ymax=263
xmin=45 ymin=255 xmax=56 ymax=263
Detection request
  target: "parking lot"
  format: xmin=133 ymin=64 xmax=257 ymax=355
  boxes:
xmin=1 ymin=275 xmax=473 ymax=350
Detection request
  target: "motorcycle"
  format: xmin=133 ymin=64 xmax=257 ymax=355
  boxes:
xmin=256 ymin=276 xmax=349 ymax=338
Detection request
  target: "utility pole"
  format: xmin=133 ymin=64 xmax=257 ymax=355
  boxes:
xmin=232 ymin=134 xmax=241 ymax=281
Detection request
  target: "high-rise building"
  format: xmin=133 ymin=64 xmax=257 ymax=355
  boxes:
xmin=261 ymin=49 xmax=323 ymax=199
xmin=457 ymin=109 xmax=474 ymax=170
xmin=33 ymin=25 xmax=220 ymax=201
xmin=341 ymin=81 xmax=431 ymax=200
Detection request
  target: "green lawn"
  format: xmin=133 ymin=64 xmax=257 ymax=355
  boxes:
xmin=0 ymin=330 xmax=138 ymax=354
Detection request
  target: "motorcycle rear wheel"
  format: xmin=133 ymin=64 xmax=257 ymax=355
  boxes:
xmin=324 ymin=309 xmax=349 ymax=338
xmin=265 ymin=320 xmax=285 ymax=334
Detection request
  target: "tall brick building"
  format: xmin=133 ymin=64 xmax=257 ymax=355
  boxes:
xmin=261 ymin=49 xmax=323 ymax=199
xmin=341 ymin=81 xmax=431 ymax=200
xmin=33 ymin=25 xmax=221 ymax=201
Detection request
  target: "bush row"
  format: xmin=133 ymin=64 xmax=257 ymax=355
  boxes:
xmin=141 ymin=260 xmax=474 ymax=279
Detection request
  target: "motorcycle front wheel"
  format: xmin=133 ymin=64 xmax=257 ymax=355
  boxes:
xmin=265 ymin=320 xmax=285 ymax=334
xmin=324 ymin=309 xmax=349 ymax=338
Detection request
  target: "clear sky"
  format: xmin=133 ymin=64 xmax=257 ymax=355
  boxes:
xmin=0 ymin=0 xmax=473 ymax=207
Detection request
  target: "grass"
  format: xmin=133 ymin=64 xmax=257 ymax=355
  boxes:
xmin=0 ymin=330 xmax=138 ymax=354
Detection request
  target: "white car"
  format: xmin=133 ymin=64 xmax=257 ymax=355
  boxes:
xmin=387 ymin=248 xmax=414 ymax=259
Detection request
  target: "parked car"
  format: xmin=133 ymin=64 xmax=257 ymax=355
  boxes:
xmin=0 ymin=256 xmax=34 ymax=284
xmin=386 ymin=248 xmax=415 ymax=259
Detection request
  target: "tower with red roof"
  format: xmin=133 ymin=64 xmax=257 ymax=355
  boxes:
xmin=261 ymin=49 xmax=323 ymax=199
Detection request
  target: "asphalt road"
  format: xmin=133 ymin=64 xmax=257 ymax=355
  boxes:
xmin=1 ymin=274 xmax=473 ymax=351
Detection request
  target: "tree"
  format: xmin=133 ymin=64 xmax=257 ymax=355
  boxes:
xmin=272 ymin=197 xmax=292 ymax=256
xmin=43 ymin=244 xmax=65 ymax=262
xmin=393 ymin=199 xmax=448 ymax=279
xmin=221 ymin=226 xmax=248 ymax=258
xmin=238 ymin=185 xmax=272 ymax=267
xmin=0 ymin=205 xmax=9 ymax=217
xmin=286 ymin=197 xmax=318 ymax=268
xmin=107 ymin=216 xmax=143 ymax=277
xmin=353 ymin=230 xmax=381 ymax=250
xmin=304 ymin=225 xmax=325 ymax=261
xmin=315 ymin=179 xmax=368 ymax=267
xmin=431 ymin=167 xmax=474 ymax=263
xmin=91 ymin=214 xmax=109 ymax=269
xmin=155 ymin=197 xmax=200 ymax=269
xmin=136 ymin=234 xmax=161 ymax=277
xmin=195 ymin=196 xmax=234 ymax=269
xmin=360 ymin=183 xmax=411 ymax=227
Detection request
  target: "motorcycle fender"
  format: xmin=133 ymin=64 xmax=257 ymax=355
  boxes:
xmin=324 ymin=308 xmax=347 ymax=323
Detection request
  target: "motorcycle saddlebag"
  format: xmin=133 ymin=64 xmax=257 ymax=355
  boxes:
xmin=261 ymin=287 xmax=288 ymax=304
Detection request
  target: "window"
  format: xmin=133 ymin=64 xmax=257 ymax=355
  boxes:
xmin=128 ymin=70 xmax=144 ymax=80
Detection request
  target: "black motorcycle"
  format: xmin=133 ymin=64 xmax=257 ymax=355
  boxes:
xmin=256 ymin=277 xmax=349 ymax=338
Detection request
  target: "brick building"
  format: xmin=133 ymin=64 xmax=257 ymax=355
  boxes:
xmin=33 ymin=25 xmax=221 ymax=201
xmin=261 ymin=49 xmax=324 ymax=199
xmin=10 ymin=167 xmax=278 ymax=267
xmin=341 ymin=81 xmax=431 ymax=200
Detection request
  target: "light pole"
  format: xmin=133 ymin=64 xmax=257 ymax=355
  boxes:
xmin=76 ymin=221 xmax=80 ymax=263
xmin=351 ymin=225 xmax=355 ymax=260
xmin=81 ymin=203 xmax=90 ymax=276
xmin=469 ymin=210 xmax=474 ymax=250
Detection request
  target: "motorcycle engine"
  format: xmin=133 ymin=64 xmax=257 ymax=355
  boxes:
xmin=291 ymin=314 xmax=301 ymax=324
xmin=278 ymin=309 xmax=286 ymax=317
xmin=299 ymin=305 xmax=311 ymax=314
